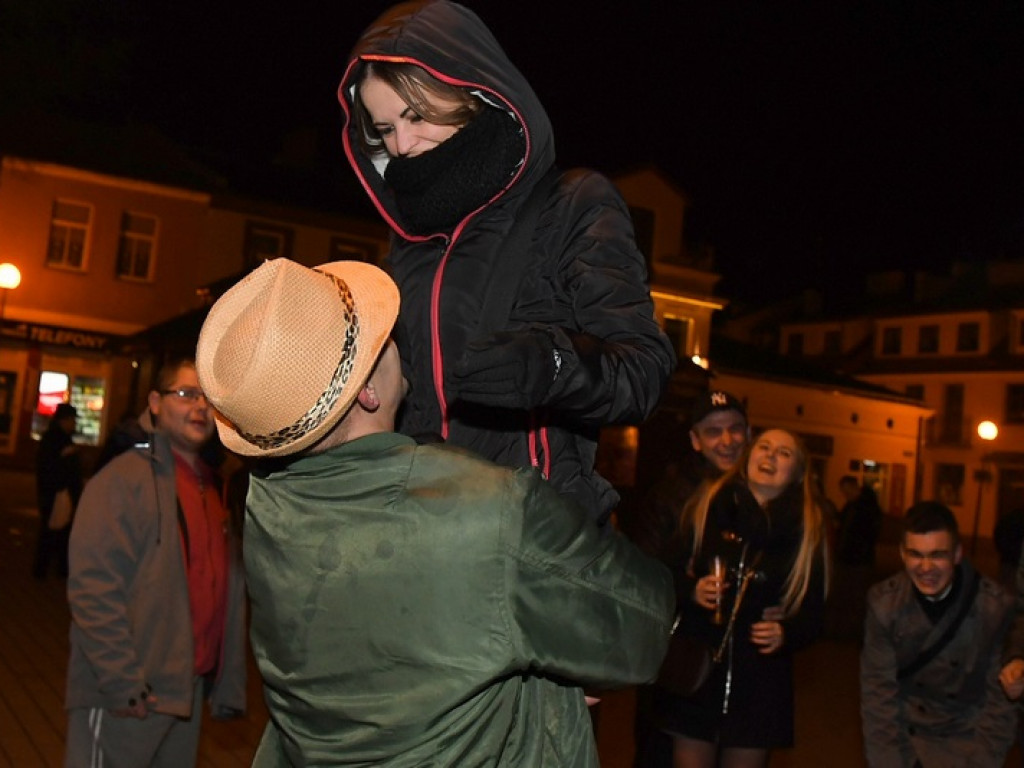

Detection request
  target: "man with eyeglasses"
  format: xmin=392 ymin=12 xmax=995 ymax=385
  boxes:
xmin=860 ymin=501 xmax=1015 ymax=767
xmin=64 ymin=358 xmax=247 ymax=768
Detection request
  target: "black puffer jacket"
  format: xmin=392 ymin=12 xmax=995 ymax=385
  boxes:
xmin=338 ymin=0 xmax=675 ymax=523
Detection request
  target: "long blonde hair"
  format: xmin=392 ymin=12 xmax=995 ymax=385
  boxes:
xmin=684 ymin=429 xmax=829 ymax=616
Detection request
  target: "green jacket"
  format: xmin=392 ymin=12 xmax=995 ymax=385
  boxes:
xmin=246 ymin=432 xmax=673 ymax=767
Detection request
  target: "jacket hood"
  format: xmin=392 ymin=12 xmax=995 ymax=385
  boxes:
xmin=337 ymin=0 xmax=555 ymax=239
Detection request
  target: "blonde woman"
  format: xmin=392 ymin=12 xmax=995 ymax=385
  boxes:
xmin=654 ymin=428 xmax=830 ymax=768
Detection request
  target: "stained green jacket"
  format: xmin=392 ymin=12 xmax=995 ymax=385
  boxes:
xmin=246 ymin=432 xmax=673 ymax=767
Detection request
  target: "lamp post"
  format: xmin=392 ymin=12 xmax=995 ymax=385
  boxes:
xmin=0 ymin=262 xmax=21 ymax=326
xmin=970 ymin=420 xmax=999 ymax=556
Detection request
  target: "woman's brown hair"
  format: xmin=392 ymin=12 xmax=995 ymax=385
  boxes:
xmin=351 ymin=60 xmax=482 ymax=156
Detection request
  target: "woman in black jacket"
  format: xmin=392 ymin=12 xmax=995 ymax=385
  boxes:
xmin=337 ymin=0 xmax=675 ymax=525
xmin=655 ymin=429 xmax=830 ymax=767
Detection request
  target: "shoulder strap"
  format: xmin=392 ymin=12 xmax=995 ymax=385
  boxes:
xmin=477 ymin=166 xmax=562 ymax=336
xmin=897 ymin=573 xmax=980 ymax=681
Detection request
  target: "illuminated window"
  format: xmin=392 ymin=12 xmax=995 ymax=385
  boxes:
xmin=32 ymin=370 xmax=70 ymax=439
xmin=47 ymin=200 xmax=92 ymax=270
xmin=117 ymin=212 xmax=158 ymax=281
xmin=70 ymin=376 xmax=105 ymax=445
xmin=30 ymin=371 xmax=104 ymax=445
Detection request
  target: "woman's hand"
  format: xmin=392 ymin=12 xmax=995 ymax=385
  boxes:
xmin=751 ymin=620 xmax=785 ymax=654
xmin=692 ymin=573 xmax=729 ymax=611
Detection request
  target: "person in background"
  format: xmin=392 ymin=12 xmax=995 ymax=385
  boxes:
xmin=998 ymin=518 xmax=1024 ymax=752
xmin=337 ymin=0 xmax=675 ymax=528
xmin=654 ymin=428 xmax=829 ymax=768
xmin=627 ymin=389 xmax=749 ymax=767
xmin=994 ymin=505 xmax=1024 ymax=589
xmin=836 ymin=475 xmax=883 ymax=566
xmin=827 ymin=474 xmax=885 ymax=641
xmin=64 ymin=359 xmax=247 ymax=768
xmin=627 ymin=390 xmax=749 ymax=561
xmin=861 ymin=501 xmax=1015 ymax=767
xmin=33 ymin=401 xmax=82 ymax=579
xmin=194 ymin=258 xmax=674 ymax=767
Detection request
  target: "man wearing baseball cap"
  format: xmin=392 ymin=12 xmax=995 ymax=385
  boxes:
xmin=196 ymin=258 xmax=673 ymax=767
xmin=629 ymin=389 xmax=749 ymax=560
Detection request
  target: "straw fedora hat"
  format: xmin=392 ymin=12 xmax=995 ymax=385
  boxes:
xmin=196 ymin=258 xmax=399 ymax=458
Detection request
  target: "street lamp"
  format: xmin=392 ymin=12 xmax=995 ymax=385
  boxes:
xmin=970 ymin=420 xmax=999 ymax=556
xmin=0 ymin=262 xmax=21 ymax=324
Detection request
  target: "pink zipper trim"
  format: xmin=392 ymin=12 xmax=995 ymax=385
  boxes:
xmin=527 ymin=414 xmax=551 ymax=479
xmin=341 ymin=54 xmax=535 ymax=444
xmin=539 ymin=426 xmax=551 ymax=479
xmin=430 ymin=237 xmax=455 ymax=438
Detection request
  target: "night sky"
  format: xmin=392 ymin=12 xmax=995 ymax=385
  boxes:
xmin=4 ymin=1 xmax=1024 ymax=306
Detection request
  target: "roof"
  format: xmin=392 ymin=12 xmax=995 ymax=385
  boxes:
xmin=0 ymin=108 xmax=227 ymax=191
xmin=709 ymin=334 xmax=924 ymax=407
xmin=0 ymin=108 xmax=375 ymax=217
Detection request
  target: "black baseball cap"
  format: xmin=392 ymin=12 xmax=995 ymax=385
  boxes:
xmin=689 ymin=390 xmax=746 ymax=429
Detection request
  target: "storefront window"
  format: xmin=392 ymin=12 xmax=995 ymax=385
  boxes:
xmin=71 ymin=376 xmax=105 ymax=446
xmin=32 ymin=370 xmax=70 ymax=439
xmin=0 ymin=370 xmax=16 ymax=450
xmin=31 ymin=370 xmax=105 ymax=445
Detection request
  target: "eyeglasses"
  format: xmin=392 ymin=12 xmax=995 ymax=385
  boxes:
xmin=160 ymin=387 xmax=207 ymax=403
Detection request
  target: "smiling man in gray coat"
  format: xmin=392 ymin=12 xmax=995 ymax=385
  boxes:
xmin=860 ymin=501 xmax=1015 ymax=766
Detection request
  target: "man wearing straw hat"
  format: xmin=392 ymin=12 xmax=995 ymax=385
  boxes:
xmin=196 ymin=257 xmax=674 ymax=767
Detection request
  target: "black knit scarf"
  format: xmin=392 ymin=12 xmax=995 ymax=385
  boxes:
xmin=384 ymin=106 xmax=525 ymax=235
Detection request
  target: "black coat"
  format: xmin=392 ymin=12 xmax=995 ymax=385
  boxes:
xmin=625 ymin=451 xmax=721 ymax=563
xmin=338 ymin=1 xmax=675 ymax=523
xmin=837 ymin=487 xmax=883 ymax=565
xmin=35 ymin=421 xmax=83 ymax=515
xmin=657 ymin=480 xmax=827 ymax=748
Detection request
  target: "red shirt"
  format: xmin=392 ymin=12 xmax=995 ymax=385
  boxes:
xmin=173 ymin=452 xmax=230 ymax=676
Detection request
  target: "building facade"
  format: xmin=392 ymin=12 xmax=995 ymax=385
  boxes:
xmin=0 ymin=154 xmax=387 ymax=468
xmin=608 ymin=166 xmax=929 ymax=518
xmin=713 ymin=369 xmax=930 ymax=517
xmin=773 ymin=263 xmax=1024 ymax=542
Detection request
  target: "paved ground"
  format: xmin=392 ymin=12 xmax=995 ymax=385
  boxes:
xmin=1 ymin=467 xmax=1019 ymax=767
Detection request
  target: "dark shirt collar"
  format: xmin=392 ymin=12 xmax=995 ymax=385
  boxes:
xmin=913 ymin=564 xmax=963 ymax=624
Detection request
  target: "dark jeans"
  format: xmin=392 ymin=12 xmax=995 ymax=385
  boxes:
xmin=33 ymin=513 xmax=70 ymax=578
